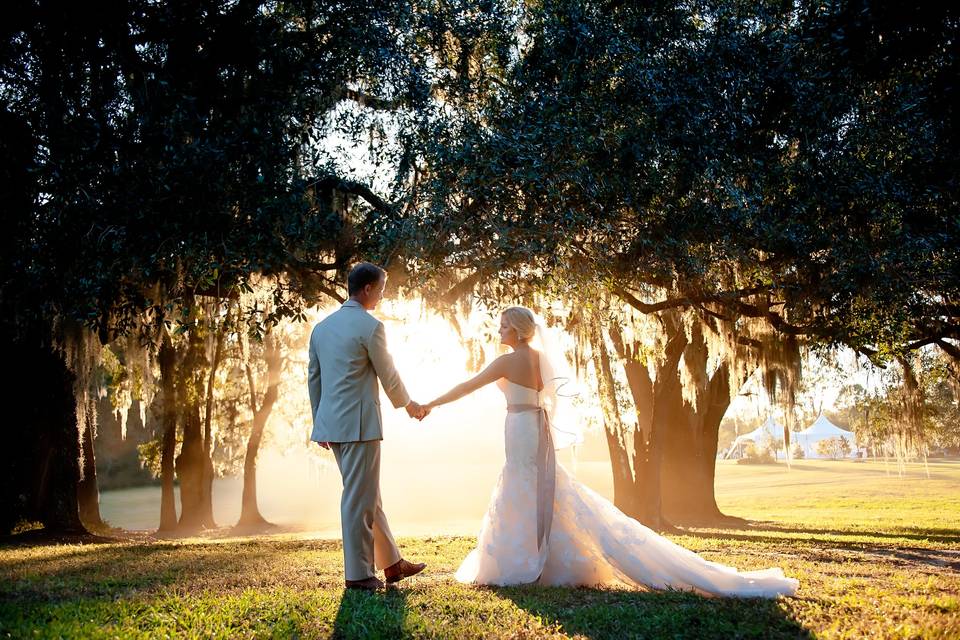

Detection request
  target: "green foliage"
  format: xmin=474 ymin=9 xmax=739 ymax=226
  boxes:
xmin=136 ymin=439 xmax=164 ymax=479
xmin=816 ymin=436 xmax=853 ymax=460
xmin=406 ymin=1 xmax=960 ymax=361
xmin=0 ymin=1 xmax=505 ymax=529
xmin=758 ymin=432 xmax=785 ymax=459
xmin=2 ymin=1 xmax=957 ymax=356
xmin=736 ymin=442 xmax=775 ymax=465
xmin=0 ymin=1 xmax=490 ymax=343
xmin=836 ymin=348 xmax=960 ymax=455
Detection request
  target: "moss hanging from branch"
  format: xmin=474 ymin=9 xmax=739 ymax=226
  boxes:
xmin=55 ymin=321 xmax=102 ymax=482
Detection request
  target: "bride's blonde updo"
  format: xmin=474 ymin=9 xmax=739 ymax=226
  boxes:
xmin=502 ymin=306 xmax=537 ymax=342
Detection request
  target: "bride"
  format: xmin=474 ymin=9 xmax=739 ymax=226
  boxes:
xmin=425 ymin=306 xmax=798 ymax=598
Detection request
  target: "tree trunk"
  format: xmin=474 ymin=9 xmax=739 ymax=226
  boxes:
xmin=157 ymin=333 xmax=179 ymax=532
xmin=600 ymin=311 xmax=687 ymax=531
xmin=588 ymin=319 xmax=641 ymax=519
xmin=176 ymin=304 xmax=214 ymax=533
xmin=238 ymin=332 xmax=281 ymax=527
xmin=199 ymin=447 xmax=217 ymax=528
xmin=660 ymin=363 xmax=733 ymax=524
xmin=645 ymin=318 xmax=688 ymax=531
xmin=77 ymin=398 xmax=105 ymax=530
xmin=199 ymin=307 xmax=227 ymax=530
xmin=592 ymin=311 xmax=687 ymax=531
xmin=656 ymin=317 xmax=753 ymax=527
xmin=1 ymin=334 xmax=32 ymax=533
xmin=37 ymin=346 xmax=87 ymax=534
xmin=596 ymin=306 xmax=765 ymax=529
xmin=176 ymin=380 xmax=206 ymax=531
xmin=660 ymin=320 xmax=710 ymax=523
xmin=696 ymin=363 xmax=734 ymax=520
xmin=608 ymin=324 xmax=660 ymax=526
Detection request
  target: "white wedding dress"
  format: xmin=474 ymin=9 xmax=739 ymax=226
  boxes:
xmin=455 ymin=379 xmax=799 ymax=598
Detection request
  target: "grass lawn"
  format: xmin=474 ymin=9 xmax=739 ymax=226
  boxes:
xmin=1 ymin=459 xmax=958 ymax=639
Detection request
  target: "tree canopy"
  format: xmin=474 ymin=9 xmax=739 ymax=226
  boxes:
xmin=402 ymin=0 xmax=959 ymax=361
xmin=2 ymin=0 xmax=957 ymax=535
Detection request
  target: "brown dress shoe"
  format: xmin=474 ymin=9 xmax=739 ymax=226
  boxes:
xmin=384 ymin=558 xmax=426 ymax=584
xmin=345 ymin=576 xmax=384 ymax=591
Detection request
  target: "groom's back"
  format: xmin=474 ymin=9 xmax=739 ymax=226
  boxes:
xmin=308 ymin=303 xmax=387 ymax=443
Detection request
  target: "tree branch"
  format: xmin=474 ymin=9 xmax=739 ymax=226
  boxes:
xmin=307 ymin=175 xmax=398 ymax=216
xmin=934 ymin=338 xmax=960 ymax=361
xmin=332 ymin=86 xmax=403 ymax=111
xmin=442 ymin=271 xmax=482 ymax=305
xmin=614 ymin=285 xmax=771 ymax=315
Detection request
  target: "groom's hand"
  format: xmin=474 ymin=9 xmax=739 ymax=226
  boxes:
xmin=405 ymin=401 xmax=421 ymax=419
xmin=405 ymin=401 xmax=428 ymax=421
xmin=316 ymin=441 xmax=331 ymax=450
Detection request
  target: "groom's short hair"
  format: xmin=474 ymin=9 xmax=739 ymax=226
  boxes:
xmin=348 ymin=262 xmax=386 ymax=295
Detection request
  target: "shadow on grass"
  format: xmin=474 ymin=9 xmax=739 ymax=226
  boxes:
xmin=332 ymin=585 xmax=410 ymax=639
xmin=0 ymin=534 xmax=418 ymax=638
xmin=495 ymin=585 xmax=814 ymax=640
xmin=681 ymin=521 xmax=960 ymax=546
xmin=0 ymin=537 xmax=345 ymax=602
xmin=747 ymin=523 xmax=960 ymax=544
xmin=0 ymin=528 xmax=124 ymax=548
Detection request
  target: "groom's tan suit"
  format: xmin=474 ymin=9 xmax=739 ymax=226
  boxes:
xmin=308 ymin=300 xmax=410 ymax=580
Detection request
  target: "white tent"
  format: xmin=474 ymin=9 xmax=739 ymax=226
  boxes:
xmin=724 ymin=417 xmax=788 ymax=459
xmin=796 ymin=415 xmax=861 ymax=459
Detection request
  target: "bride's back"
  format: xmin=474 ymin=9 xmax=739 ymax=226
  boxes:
xmin=500 ymin=348 xmax=543 ymax=391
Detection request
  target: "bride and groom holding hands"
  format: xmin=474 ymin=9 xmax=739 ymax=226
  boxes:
xmin=308 ymin=262 xmax=799 ymax=597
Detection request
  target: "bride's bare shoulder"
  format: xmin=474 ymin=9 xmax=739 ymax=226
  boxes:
xmin=486 ymin=352 xmax=514 ymax=371
xmin=490 ymin=351 xmax=520 ymax=372
xmin=496 ymin=349 xmax=539 ymax=375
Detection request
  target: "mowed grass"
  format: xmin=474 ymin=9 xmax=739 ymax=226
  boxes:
xmin=1 ymin=460 xmax=959 ymax=639
xmin=714 ymin=458 xmax=960 ymax=535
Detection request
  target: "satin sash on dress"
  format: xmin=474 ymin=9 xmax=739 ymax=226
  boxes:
xmin=506 ymin=403 xmax=555 ymax=580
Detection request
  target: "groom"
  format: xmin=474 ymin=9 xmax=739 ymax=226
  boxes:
xmin=308 ymin=262 xmax=428 ymax=591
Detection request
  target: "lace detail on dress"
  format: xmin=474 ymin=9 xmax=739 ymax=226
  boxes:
xmin=455 ymin=379 xmax=800 ymax=598
xmin=455 ymin=407 xmax=544 ymax=585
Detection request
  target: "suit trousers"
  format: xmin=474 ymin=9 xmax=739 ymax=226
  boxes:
xmin=330 ymin=440 xmax=401 ymax=580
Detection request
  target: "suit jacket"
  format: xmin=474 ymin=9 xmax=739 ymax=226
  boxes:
xmin=308 ymin=300 xmax=411 ymax=442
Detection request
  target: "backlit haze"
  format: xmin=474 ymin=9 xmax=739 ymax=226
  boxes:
xmin=101 ymin=298 xmax=598 ymax=536
xmin=102 ymin=106 xmax=834 ymax=537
